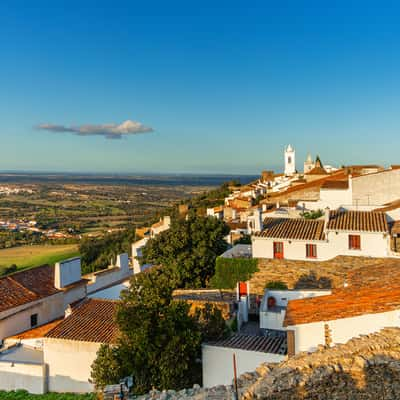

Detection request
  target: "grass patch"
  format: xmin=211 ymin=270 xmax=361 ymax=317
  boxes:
xmin=0 ymin=391 xmax=95 ymax=399
xmin=0 ymin=244 xmax=79 ymax=271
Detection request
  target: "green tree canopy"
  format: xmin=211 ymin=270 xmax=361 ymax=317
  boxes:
xmin=140 ymin=213 xmax=230 ymax=288
xmin=91 ymin=268 xmax=226 ymax=394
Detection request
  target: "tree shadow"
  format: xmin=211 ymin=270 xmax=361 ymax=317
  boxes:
xmin=294 ymin=270 xmax=332 ymax=289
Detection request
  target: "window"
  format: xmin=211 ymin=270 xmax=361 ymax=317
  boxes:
xmin=349 ymin=234 xmax=361 ymax=250
xmin=306 ymin=244 xmax=317 ymax=258
xmin=30 ymin=313 xmax=38 ymax=328
xmin=273 ymin=242 xmax=284 ymax=259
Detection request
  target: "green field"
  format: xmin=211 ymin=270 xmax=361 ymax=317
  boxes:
xmin=0 ymin=244 xmax=80 ymax=270
xmin=0 ymin=391 xmax=95 ymax=400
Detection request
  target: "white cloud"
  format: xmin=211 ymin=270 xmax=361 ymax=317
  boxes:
xmin=36 ymin=119 xmax=154 ymax=139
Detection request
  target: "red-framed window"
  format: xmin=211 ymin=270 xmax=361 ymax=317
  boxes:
xmin=349 ymin=234 xmax=361 ymax=250
xmin=306 ymin=244 xmax=317 ymax=258
xmin=273 ymin=242 xmax=284 ymax=259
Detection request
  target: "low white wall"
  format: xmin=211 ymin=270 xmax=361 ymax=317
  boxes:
xmin=288 ymin=309 xmax=400 ymax=353
xmin=86 ymin=267 xmax=132 ymax=295
xmin=260 ymin=309 xmax=285 ymax=330
xmin=202 ymin=344 xmax=285 ymax=388
xmin=260 ymin=289 xmax=331 ymax=330
xmin=44 ymin=338 xmax=101 ymax=393
xmin=0 ymin=360 xmax=46 ymax=394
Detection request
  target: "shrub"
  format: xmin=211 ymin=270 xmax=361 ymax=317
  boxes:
xmin=211 ymin=257 xmax=258 ymax=289
xmin=264 ymin=281 xmax=288 ymax=290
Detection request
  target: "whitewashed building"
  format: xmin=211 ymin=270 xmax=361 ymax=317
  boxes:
xmin=202 ymin=334 xmax=286 ymax=387
xmin=252 ymin=209 xmax=391 ymax=261
xmin=283 ymin=284 xmax=400 ymax=353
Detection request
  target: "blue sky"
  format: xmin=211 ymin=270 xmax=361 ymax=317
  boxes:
xmin=0 ymin=0 xmax=399 ymax=174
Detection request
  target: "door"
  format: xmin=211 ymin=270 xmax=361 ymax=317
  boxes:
xmin=239 ymin=281 xmax=248 ymax=296
xmin=273 ymin=242 xmax=284 ymax=259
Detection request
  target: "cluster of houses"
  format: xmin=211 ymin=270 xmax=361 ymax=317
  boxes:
xmin=1 ymin=145 xmax=400 ymax=394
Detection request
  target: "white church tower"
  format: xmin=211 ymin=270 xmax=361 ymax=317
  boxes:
xmin=284 ymin=144 xmax=296 ymax=176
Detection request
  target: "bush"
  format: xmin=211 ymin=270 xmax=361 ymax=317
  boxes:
xmin=265 ymin=281 xmax=288 ymax=290
xmin=301 ymin=209 xmax=324 ymax=220
xmin=211 ymin=257 xmax=258 ymax=289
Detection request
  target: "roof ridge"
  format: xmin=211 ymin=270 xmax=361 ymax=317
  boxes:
xmin=7 ymin=276 xmax=38 ymax=297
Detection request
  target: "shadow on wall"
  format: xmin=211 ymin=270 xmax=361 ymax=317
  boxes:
xmin=241 ymin=354 xmax=400 ymax=400
xmin=48 ymin=374 xmax=94 ymax=394
xmin=294 ymin=271 xmax=332 ymax=289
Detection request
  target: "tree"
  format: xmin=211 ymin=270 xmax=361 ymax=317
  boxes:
xmin=91 ymin=344 xmax=126 ymax=390
xmin=91 ymin=269 xmax=227 ymax=394
xmin=141 ymin=213 xmax=229 ymax=288
xmin=92 ymin=269 xmax=201 ymax=393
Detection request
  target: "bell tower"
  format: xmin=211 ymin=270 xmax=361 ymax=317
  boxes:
xmin=284 ymin=144 xmax=296 ymax=176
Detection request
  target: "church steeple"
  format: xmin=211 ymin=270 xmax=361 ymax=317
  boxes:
xmin=284 ymin=144 xmax=296 ymax=176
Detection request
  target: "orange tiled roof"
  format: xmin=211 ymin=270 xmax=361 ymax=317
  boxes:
xmin=0 ymin=265 xmax=60 ymax=313
xmin=7 ymin=318 xmax=64 ymax=340
xmin=374 ymin=199 xmax=400 ymax=212
xmin=306 ymin=166 xmax=328 ymax=175
xmin=327 ymin=210 xmax=388 ymax=233
xmin=255 ymin=218 xmax=325 ymax=241
xmin=284 ymin=284 xmax=400 ymax=327
xmin=45 ymin=298 xmax=119 ymax=343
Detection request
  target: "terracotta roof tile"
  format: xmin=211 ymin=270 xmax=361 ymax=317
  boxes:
xmin=374 ymin=199 xmax=400 ymax=212
xmin=306 ymin=166 xmax=328 ymax=175
xmin=0 ymin=265 xmax=60 ymax=313
xmin=45 ymin=298 xmax=118 ymax=343
xmin=256 ymin=218 xmax=325 ymax=241
xmin=284 ymin=284 xmax=400 ymax=327
xmin=6 ymin=318 xmax=64 ymax=340
xmin=327 ymin=210 xmax=388 ymax=233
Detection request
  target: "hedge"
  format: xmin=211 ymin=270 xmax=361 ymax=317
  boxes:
xmin=0 ymin=391 xmax=95 ymax=400
xmin=211 ymin=257 xmax=258 ymax=289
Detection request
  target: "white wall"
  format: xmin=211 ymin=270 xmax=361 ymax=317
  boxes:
xmin=202 ymin=344 xmax=285 ymax=388
xmin=287 ymin=309 xmax=400 ymax=354
xmin=260 ymin=290 xmax=331 ymax=330
xmin=0 ymin=360 xmax=46 ymax=394
xmin=252 ymin=230 xmax=390 ymax=261
xmin=86 ymin=265 xmax=132 ymax=296
xmin=352 ymin=169 xmax=400 ymax=206
xmin=325 ymin=230 xmax=390 ymax=258
xmin=44 ymin=338 xmax=101 ymax=393
xmin=54 ymin=257 xmax=81 ymax=289
xmin=88 ymin=280 xmax=130 ymax=300
xmin=0 ymin=293 xmax=65 ymax=341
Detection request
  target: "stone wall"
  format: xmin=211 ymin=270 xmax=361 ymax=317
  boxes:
xmin=132 ymin=327 xmax=400 ymax=400
xmin=249 ymin=256 xmax=400 ymax=295
xmin=241 ymin=327 xmax=400 ymax=399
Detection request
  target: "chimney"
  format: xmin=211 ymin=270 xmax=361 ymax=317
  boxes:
xmin=324 ymin=207 xmax=330 ymax=233
xmin=254 ymin=208 xmax=263 ymax=232
xmin=54 ymin=257 xmax=82 ymax=289
xmin=64 ymin=304 xmax=73 ymax=318
xmin=116 ymin=253 xmax=129 ymax=273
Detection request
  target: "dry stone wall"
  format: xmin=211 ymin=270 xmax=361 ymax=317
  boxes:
xmin=249 ymin=256 xmax=400 ymax=295
xmin=132 ymin=328 xmax=400 ymax=400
